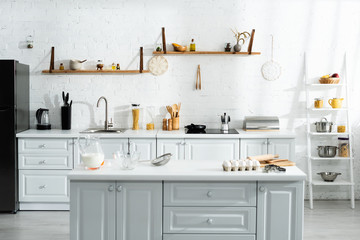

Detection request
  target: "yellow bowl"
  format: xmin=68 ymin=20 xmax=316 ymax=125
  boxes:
xmin=173 ymin=45 xmax=187 ymax=52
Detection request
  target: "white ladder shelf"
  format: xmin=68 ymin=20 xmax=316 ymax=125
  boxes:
xmin=305 ymin=52 xmax=355 ymax=209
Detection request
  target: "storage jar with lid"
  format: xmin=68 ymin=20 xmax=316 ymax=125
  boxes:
xmin=338 ymin=137 xmax=349 ymax=157
xmin=132 ymin=104 xmax=140 ymax=130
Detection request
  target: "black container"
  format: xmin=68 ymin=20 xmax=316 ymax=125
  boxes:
xmin=61 ymin=106 xmax=71 ymax=130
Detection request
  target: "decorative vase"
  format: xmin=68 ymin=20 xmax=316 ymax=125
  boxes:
xmin=234 ymin=43 xmax=241 ymax=52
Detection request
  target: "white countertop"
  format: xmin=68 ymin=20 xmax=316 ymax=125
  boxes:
xmin=68 ymin=161 xmax=306 ymax=181
xmin=17 ymin=128 xmax=295 ymax=139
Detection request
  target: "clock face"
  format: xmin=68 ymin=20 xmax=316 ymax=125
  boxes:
xmin=261 ymin=60 xmax=281 ymax=81
xmin=148 ymin=56 xmax=168 ymax=76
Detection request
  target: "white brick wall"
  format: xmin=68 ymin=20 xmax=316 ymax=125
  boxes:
xmin=1 ymin=0 xmax=360 ymax=199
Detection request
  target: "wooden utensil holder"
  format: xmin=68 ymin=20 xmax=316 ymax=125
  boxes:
xmin=172 ymin=117 xmax=179 ymax=130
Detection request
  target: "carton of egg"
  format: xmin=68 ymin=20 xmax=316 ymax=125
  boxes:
xmin=222 ymin=159 xmax=261 ymax=172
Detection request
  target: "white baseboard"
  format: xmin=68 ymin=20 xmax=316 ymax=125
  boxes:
xmin=19 ymin=202 xmax=69 ymax=211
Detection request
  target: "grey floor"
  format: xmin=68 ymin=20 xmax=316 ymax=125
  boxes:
xmin=0 ymin=201 xmax=358 ymax=240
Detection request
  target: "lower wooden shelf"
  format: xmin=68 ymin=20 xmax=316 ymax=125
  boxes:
xmin=42 ymin=69 xmax=149 ymax=74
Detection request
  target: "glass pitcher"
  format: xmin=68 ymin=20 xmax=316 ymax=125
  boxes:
xmin=79 ymin=136 xmax=104 ymax=170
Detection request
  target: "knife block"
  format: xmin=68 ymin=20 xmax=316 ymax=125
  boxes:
xmin=61 ymin=106 xmax=71 ymax=130
xmin=172 ymin=117 xmax=179 ymax=130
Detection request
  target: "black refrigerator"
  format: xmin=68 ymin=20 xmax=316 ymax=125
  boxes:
xmin=0 ymin=60 xmax=29 ymax=213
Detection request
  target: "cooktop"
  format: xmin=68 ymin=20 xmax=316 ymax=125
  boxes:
xmin=186 ymin=129 xmax=239 ymax=134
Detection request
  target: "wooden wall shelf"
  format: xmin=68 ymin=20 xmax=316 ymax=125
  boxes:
xmin=157 ymin=27 xmax=260 ymax=55
xmin=152 ymin=51 xmax=261 ymax=55
xmin=42 ymin=69 xmax=149 ymax=74
xmin=43 ymin=47 xmax=147 ymax=74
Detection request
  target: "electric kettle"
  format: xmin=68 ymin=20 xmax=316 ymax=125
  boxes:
xmin=36 ymin=108 xmax=51 ymax=130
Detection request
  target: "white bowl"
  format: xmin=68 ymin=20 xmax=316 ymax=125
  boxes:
xmin=70 ymin=60 xmax=82 ymax=70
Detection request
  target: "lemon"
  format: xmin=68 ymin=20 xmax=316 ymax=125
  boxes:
xmin=321 ymin=74 xmax=330 ymax=78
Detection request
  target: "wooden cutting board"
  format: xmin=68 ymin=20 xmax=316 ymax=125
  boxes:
xmin=260 ymin=160 xmax=296 ymax=168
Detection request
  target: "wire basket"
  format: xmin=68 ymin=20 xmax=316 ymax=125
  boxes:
xmin=319 ymin=78 xmax=340 ymax=84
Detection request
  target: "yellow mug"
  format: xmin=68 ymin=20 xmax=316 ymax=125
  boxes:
xmin=328 ymin=98 xmax=344 ymax=108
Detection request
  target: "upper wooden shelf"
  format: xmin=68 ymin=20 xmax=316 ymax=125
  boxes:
xmin=153 ymin=51 xmax=261 ymax=55
xmin=42 ymin=69 xmax=149 ymax=74
xmin=156 ymin=27 xmax=259 ymax=56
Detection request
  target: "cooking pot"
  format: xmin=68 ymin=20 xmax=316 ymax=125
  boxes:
xmin=317 ymin=146 xmax=338 ymax=158
xmin=314 ymin=117 xmax=333 ymax=133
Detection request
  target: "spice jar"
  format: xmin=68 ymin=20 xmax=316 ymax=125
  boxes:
xmin=338 ymin=137 xmax=349 ymax=157
xmin=132 ymin=104 xmax=140 ymax=130
xmin=59 ymin=63 xmax=64 ymax=70
xmin=337 ymin=123 xmax=346 ymax=133
xmin=314 ymin=98 xmax=323 ymax=108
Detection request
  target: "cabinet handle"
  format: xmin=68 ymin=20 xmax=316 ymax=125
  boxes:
xmin=263 ymin=141 xmax=267 ymax=145
xmin=259 ymin=186 xmax=266 ymax=192
xmin=108 ymin=185 xmax=114 ymax=192
xmin=268 ymin=141 xmax=273 ymax=145
xmin=207 ymin=218 xmax=213 ymax=224
xmin=39 ymin=160 xmax=46 ymax=165
xmin=39 ymin=185 xmax=47 ymax=189
xmin=207 ymin=191 xmax=213 ymax=197
xmin=116 ymin=185 xmax=122 ymax=192
xmin=39 ymin=144 xmax=46 ymax=149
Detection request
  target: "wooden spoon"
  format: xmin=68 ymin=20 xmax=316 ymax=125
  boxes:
xmin=172 ymin=104 xmax=178 ymax=118
xmin=177 ymin=102 xmax=181 ymax=117
xmin=166 ymin=106 xmax=173 ymax=117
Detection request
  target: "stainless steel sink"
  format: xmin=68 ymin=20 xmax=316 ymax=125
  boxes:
xmin=80 ymin=128 xmax=125 ymax=133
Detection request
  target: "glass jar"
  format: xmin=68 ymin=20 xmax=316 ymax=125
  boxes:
xmin=337 ymin=123 xmax=346 ymax=133
xmin=96 ymin=60 xmax=104 ymax=70
xmin=132 ymin=104 xmax=140 ymax=130
xmin=338 ymin=137 xmax=349 ymax=157
xmin=314 ymin=98 xmax=323 ymax=108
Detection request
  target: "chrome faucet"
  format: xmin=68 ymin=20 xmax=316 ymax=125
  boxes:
xmin=97 ymin=96 xmax=113 ymax=130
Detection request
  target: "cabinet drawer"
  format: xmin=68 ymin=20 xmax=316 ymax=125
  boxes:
xmin=164 ymin=207 xmax=256 ymax=234
xmin=18 ymin=138 xmax=72 ymax=153
xmin=163 ymin=234 xmax=255 ymax=240
xmin=164 ymin=182 xmax=256 ymax=206
xmin=19 ymin=154 xmax=72 ymax=169
xmin=19 ymin=170 xmax=69 ymax=202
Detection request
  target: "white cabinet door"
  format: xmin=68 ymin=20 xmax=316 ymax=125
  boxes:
xmin=185 ymin=139 xmax=239 ymax=161
xmin=157 ymin=138 xmax=185 ymax=160
xmin=240 ymin=139 xmax=267 ymax=159
xmin=116 ymin=182 xmax=162 ymax=240
xmin=70 ymin=181 xmax=116 ymax=240
xmin=267 ymin=138 xmax=295 ymax=161
xmin=257 ymin=181 xmax=304 ymax=240
xmin=100 ymin=138 xmax=128 ymax=159
xmin=130 ymin=138 xmax=156 ymax=160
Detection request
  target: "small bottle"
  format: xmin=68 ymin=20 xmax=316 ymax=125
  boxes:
xmin=190 ymin=39 xmax=196 ymax=51
xmin=111 ymin=63 xmax=116 ymax=70
xmin=59 ymin=63 xmax=64 ymax=70
xmin=116 ymin=63 xmax=120 ymax=70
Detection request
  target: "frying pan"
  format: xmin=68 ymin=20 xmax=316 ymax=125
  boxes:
xmin=185 ymin=124 xmax=206 ymax=131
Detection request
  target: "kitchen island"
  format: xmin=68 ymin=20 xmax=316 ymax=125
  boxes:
xmin=68 ymin=161 xmax=306 ymax=240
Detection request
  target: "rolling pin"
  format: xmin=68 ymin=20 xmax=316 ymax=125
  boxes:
xmin=248 ymin=154 xmax=279 ymax=161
